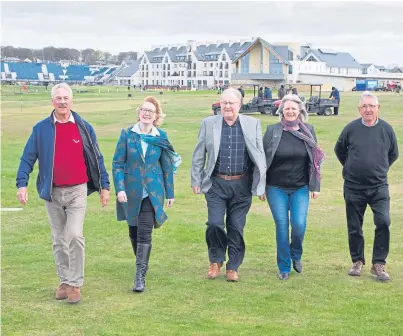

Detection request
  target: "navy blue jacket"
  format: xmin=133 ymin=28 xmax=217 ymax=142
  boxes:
xmin=16 ymin=111 xmax=110 ymax=202
xmin=330 ymin=88 xmax=340 ymax=101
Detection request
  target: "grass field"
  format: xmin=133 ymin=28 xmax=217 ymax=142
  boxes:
xmin=1 ymin=86 xmax=403 ymax=335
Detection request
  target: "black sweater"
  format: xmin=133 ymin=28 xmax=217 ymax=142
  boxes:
xmin=334 ymin=119 xmax=399 ymax=189
xmin=267 ymin=131 xmax=309 ymax=189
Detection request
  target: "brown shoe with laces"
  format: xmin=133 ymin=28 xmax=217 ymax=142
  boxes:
xmin=55 ymin=283 xmax=70 ymax=300
xmin=67 ymin=286 xmax=81 ymax=304
xmin=207 ymin=263 xmax=222 ymax=279
xmin=348 ymin=261 xmax=363 ymax=276
xmin=226 ymin=270 xmax=239 ymax=282
xmin=371 ymin=264 xmax=391 ymax=282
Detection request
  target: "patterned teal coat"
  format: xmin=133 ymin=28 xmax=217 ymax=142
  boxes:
xmin=112 ymin=127 xmax=174 ymax=228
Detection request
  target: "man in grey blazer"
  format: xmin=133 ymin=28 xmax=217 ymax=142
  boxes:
xmin=191 ymin=87 xmax=266 ymax=282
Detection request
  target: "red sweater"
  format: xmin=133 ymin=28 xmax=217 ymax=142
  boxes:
xmin=53 ymin=122 xmax=88 ymax=187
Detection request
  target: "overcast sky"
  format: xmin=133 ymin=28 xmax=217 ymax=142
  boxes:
xmin=1 ymin=1 xmax=402 ymax=66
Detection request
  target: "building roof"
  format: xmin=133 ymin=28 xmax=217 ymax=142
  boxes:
xmin=232 ymin=37 xmax=289 ymax=64
xmin=360 ymin=63 xmax=373 ymax=68
xmin=301 ymin=47 xmax=362 ymax=68
xmin=116 ymin=57 xmax=142 ymax=77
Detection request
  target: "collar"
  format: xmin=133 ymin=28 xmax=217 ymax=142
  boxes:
xmin=53 ymin=112 xmax=75 ymax=123
xmin=131 ymin=122 xmax=160 ymax=136
xmin=361 ymin=118 xmax=379 ymax=127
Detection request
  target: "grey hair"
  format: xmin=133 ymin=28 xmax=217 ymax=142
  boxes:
xmin=221 ymin=87 xmax=243 ymax=102
xmin=359 ymin=91 xmax=379 ymax=105
xmin=277 ymin=94 xmax=308 ymax=123
xmin=51 ymin=83 xmax=73 ymax=99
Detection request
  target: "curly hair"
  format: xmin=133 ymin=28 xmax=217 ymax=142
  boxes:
xmin=136 ymin=96 xmax=166 ymax=127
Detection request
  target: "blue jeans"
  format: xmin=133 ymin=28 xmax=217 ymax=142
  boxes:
xmin=266 ymin=185 xmax=310 ymax=273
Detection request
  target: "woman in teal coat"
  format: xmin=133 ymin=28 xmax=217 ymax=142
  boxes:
xmin=112 ymin=96 xmax=180 ymax=293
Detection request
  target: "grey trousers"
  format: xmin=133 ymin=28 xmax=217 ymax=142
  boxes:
xmin=44 ymin=183 xmax=87 ymax=287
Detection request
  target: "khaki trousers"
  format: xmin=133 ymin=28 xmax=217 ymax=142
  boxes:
xmin=45 ymin=183 xmax=87 ymax=287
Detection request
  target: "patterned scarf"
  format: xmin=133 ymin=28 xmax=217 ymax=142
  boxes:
xmin=139 ymin=134 xmax=182 ymax=174
xmin=280 ymin=117 xmax=324 ymax=183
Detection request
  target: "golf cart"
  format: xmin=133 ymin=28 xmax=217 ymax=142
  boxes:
xmin=212 ymin=84 xmax=277 ymax=115
xmin=271 ymin=84 xmax=338 ymax=117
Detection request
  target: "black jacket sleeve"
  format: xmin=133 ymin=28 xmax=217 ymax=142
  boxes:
xmin=388 ymin=127 xmax=399 ymax=167
xmin=334 ymin=126 xmax=349 ymax=166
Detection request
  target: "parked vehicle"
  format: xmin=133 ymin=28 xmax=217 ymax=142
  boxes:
xmin=211 ymin=85 xmax=277 ymax=115
xmin=271 ymin=84 xmax=338 ymax=117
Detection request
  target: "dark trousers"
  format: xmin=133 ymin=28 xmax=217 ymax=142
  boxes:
xmin=128 ymin=197 xmax=155 ymax=244
xmin=333 ymin=106 xmax=339 ymax=115
xmin=205 ymin=175 xmax=252 ymax=271
xmin=344 ymin=185 xmax=390 ymax=265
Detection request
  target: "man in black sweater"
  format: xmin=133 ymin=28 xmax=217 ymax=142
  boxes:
xmin=334 ymin=91 xmax=399 ymax=281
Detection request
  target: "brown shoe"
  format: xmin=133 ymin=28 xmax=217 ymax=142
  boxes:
xmin=55 ymin=283 xmax=70 ymax=300
xmin=226 ymin=270 xmax=239 ymax=282
xmin=67 ymin=286 xmax=81 ymax=304
xmin=207 ymin=263 xmax=222 ymax=279
xmin=371 ymin=264 xmax=391 ymax=282
xmin=348 ymin=261 xmax=363 ymax=276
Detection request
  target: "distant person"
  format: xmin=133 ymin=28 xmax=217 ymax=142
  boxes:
xmin=16 ymin=83 xmax=110 ymax=304
xmin=258 ymin=87 xmax=264 ymax=105
xmin=395 ymin=83 xmax=401 ymax=95
xmin=291 ymin=87 xmax=298 ymax=96
xmin=128 ymin=85 xmax=131 ymax=91
xmin=278 ymin=85 xmax=286 ymax=100
xmin=112 ymin=96 xmax=181 ymax=293
xmin=334 ymin=91 xmax=399 ymax=282
xmin=329 ymin=86 xmax=340 ymax=115
xmin=264 ymin=87 xmax=272 ymax=99
xmin=237 ymin=86 xmax=245 ymax=98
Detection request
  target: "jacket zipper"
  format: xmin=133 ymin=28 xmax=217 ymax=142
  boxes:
xmin=50 ymin=122 xmax=56 ymax=201
xmin=82 ymin=121 xmax=102 ymax=192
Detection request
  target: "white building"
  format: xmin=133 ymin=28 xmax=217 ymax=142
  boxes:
xmin=138 ymin=39 xmax=255 ymax=89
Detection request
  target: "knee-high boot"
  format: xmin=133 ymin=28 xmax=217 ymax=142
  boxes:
xmin=133 ymin=243 xmax=152 ymax=292
xmin=130 ymin=238 xmax=137 ymax=256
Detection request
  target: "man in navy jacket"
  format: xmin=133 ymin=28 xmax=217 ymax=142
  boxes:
xmin=330 ymin=86 xmax=341 ymax=115
xmin=16 ymin=83 xmax=110 ymax=304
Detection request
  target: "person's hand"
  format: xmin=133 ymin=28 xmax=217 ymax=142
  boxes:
xmin=311 ymin=192 xmax=320 ymax=199
xmin=17 ymin=187 xmax=28 ymax=205
xmin=100 ymin=189 xmax=110 ymax=207
xmin=192 ymin=186 xmax=201 ymax=194
xmin=117 ymin=191 xmax=127 ymax=203
xmin=166 ymin=199 xmax=174 ymax=207
xmin=258 ymin=194 xmax=266 ymax=201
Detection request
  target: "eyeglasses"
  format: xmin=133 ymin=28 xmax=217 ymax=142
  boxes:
xmin=139 ymin=107 xmax=156 ymax=115
xmin=359 ymin=104 xmax=378 ymax=109
xmin=220 ymin=101 xmax=239 ymax=106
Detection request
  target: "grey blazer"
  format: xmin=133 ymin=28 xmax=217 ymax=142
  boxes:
xmin=191 ymin=114 xmax=267 ymax=196
xmin=263 ymin=122 xmax=320 ymax=192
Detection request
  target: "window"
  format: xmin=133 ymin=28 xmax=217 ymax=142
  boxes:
xmin=219 ymin=71 xmax=222 ymax=77
xmin=188 ymin=71 xmax=191 ymax=77
xmin=306 ymin=56 xmax=317 ymax=62
xmin=224 ymin=71 xmax=228 ymax=77
xmin=204 ymin=63 xmax=207 ymax=68
xmin=203 ymin=71 xmax=207 ymax=76
xmin=193 ymin=63 xmax=196 ymax=69
xmin=193 ymin=71 xmax=196 ymax=77
xmin=222 ymin=54 xmax=226 ymax=61
xmin=210 ymin=63 xmax=213 ymax=67
xmin=181 ymin=71 xmax=184 ymax=76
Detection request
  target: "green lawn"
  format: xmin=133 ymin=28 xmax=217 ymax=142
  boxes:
xmin=1 ymin=87 xmax=403 ymax=335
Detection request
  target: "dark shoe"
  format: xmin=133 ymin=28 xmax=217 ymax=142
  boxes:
xmin=133 ymin=243 xmax=152 ymax=292
xmin=55 ymin=283 xmax=70 ymax=300
xmin=371 ymin=264 xmax=391 ymax=282
xmin=292 ymin=260 xmax=302 ymax=273
xmin=130 ymin=238 xmax=137 ymax=256
xmin=348 ymin=261 xmax=363 ymax=276
xmin=226 ymin=270 xmax=239 ymax=282
xmin=279 ymin=272 xmax=289 ymax=280
xmin=67 ymin=286 xmax=81 ymax=304
xmin=207 ymin=263 xmax=223 ymax=279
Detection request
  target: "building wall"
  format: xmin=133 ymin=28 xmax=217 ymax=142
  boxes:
xmin=298 ymin=74 xmax=356 ymax=91
xmin=262 ymin=47 xmax=270 ymax=73
xmin=249 ymin=45 xmax=261 ymax=73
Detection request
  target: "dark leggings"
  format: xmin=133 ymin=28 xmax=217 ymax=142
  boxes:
xmin=128 ymin=197 xmax=155 ymax=244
